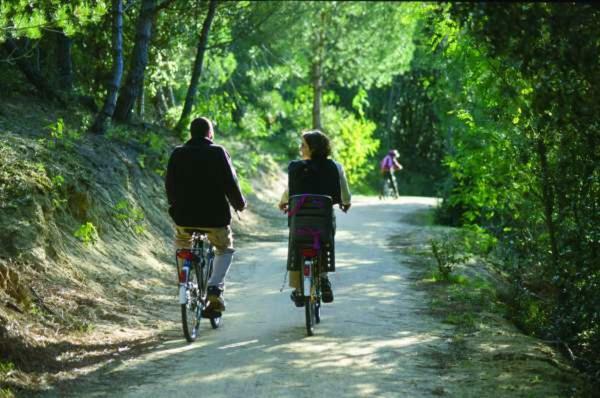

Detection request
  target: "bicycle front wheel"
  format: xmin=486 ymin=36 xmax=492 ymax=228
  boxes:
xmin=181 ymin=264 xmax=201 ymax=342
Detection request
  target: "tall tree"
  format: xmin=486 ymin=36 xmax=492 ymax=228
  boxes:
xmin=112 ymin=0 xmax=157 ymax=122
xmin=113 ymin=0 xmax=173 ymax=122
xmin=91 ymin=0 xmax=124 ymax=134
xmin=175 ymin=0 xmax=218 ymax=133
xmin=255 ymin=2 xmax=420 ymax=130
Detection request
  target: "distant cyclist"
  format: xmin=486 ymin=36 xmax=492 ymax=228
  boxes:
xmin=279 ymin=130 xmax=351 ymax=305
xmin=165 ymin=117 xmax=246 ymax=314
xmin=379 ymin=149 xmax=402 ymax=198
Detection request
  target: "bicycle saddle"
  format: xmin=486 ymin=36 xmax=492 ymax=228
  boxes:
xmin=183 ymin=228 xmax=210 ymax=238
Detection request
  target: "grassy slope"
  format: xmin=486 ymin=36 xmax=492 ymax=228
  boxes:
xmin=0 ymin=94 xmax=285 ymax=396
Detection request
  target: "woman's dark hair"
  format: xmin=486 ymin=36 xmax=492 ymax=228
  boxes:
xmin=302 ymin=130 xmax=331 ymax=159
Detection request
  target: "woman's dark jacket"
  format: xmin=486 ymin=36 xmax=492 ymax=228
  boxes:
xmin=165 ymin=136 xmax=246 ymax=227
xmin=288 ymin=158 xmax=341 ymax=204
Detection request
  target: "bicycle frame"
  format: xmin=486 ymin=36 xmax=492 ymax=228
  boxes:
xmin=302 ymin=248 xmax=319 ymax=298
xmin=175 ymin=232 xmax=220 ymax=342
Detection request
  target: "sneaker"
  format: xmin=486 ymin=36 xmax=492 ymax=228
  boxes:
xmin=206 ymin=286 xmax=226 ymax=312
xmin=290 ymin=289 xmax=304 ymax=307
xmin=321 ymin=277 xmax=334 ymax=303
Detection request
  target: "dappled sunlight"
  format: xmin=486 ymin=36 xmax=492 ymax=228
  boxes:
xmin=478 ymin=342 xmax=511 ymax=353
xmin=218 ymin=339 xmax=260 ymax=350
xmin=334 ymin=257 xmax=378 ymax=268
xmin=192 ymin=363 xmax=276 ymax=383
xmin=49 ymin=197 xmax=459 ymax=396
xmin=382 ymin=274 xmax=404 ymax=282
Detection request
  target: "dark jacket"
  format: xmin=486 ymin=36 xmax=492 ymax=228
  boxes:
xmin=165 ymin=136 xmax=246 ymax=227
xmin=288 ymin=159 xmax=341 ymax=204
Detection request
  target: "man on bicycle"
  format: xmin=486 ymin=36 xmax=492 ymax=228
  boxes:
xmin=380 ymin=149 xmax=402 ymax=198
xmin=165 ymin=117 xmax=246 ymax=313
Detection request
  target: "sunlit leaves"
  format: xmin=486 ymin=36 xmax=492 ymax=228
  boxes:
xmin=0 ymin=1 xmax=108 ymax=41
xmin=325 ymin=107 xmax=379 ymax=185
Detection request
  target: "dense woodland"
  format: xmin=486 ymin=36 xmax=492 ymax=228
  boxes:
xmin=1 ymin=1 xmax=598 ymax=379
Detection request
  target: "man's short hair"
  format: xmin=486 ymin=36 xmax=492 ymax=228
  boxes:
xmin=190 ymin=117 xmax=212 ymax=138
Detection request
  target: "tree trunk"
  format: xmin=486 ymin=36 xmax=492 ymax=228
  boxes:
xmin=113 ymin=0 xmax=157 ymax=123
xmin=56 ymin=31 xmax=73 ymax=92
xmin=91 ymin=0 xmax=124 ymax=134
xmin=155 ymin=89 xmax=168 ymax=116
xmin=137 ymin=81 xmax=145 ymax=120
xmin=311 ymin=60 xmax=323 ymax=131
xmin=385 ymin=78 xmax=396 ymax=150
xmin=536 ymin=136 xmax=560 ymax=270
xmin=166 ymin=85 xmax=176 ymax=107
xmin=176 ymin=0 xmax=218 ymax=133
xmin=311 ymin=11 xmax=325 ymax=131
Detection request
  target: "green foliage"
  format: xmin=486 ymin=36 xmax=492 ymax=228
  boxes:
xmin=264 ymin=2 xmax=419 ymax=88
xmin=444 ymin=312 xmax=476 ymax=329
xmin=430 ymin=235 xmax=471 ymax=279
xmin=69 ymin=319 xmax=95 ymax=334
xmin=0 ymin=1 xmax=108 ymax=41
xmin=49 ymin=173 xmax=67 ymax=209
xmin=0 ymin=359 xmax=15 ymax=398
xmin=43 ymin=118 xmax=82 ymax=150
xmin=425 ymin=3 xmax=600 ymax=374
xmin=238 ymin=177 xmax=253 ymax=196
xmin=0 ymin=361 xmax=15 ymax=375
xmin=106 ymin=127 xmax=168 ymax=176
xmin=113 ymin=199 xmax=145 ymax=235
xmin=325 ymin=107 xmax=379 ymax=185
xmin=73 ymin=221 xmax=98 ymax=245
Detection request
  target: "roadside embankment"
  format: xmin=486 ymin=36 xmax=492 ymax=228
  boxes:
xmin=0 ymin=97 xmax=285 ymax=396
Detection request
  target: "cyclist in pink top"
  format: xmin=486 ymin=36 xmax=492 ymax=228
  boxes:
xmin=380 ymin=149 xmax=402 ymax=198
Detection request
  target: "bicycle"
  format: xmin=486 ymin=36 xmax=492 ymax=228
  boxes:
xmin=380 ymin=171 xmax=399 ymax=199
xmin=287 ymin=194 xmax=333 ymax=336
xmin=175 ymin=230 xmax=221 ymax=342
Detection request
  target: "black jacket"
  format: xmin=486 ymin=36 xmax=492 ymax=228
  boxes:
xmin=165 ymin=136 xmax=246 ymax=227
xmin=288 ymin=159 xmax=341 ymax=204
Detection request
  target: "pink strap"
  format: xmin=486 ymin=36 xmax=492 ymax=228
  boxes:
xmin=287 ymin=194 xmax=308 ymax=217
xmin=287 ymin=194 xmax=325 ymax=217
xmin=295 ymin=227 xmax=321 ymax=250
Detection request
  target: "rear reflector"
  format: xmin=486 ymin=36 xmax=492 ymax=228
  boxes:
xmin=303 ymin=264 xmax=311 ymax=277
xmin=302 ymin=248 xmax=318 ymax=258
xmin=177 ymin=250 xmax=195 ymax=260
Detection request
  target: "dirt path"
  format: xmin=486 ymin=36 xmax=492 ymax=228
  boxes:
xmin=33 ymin=197 xmax=514 ymax=397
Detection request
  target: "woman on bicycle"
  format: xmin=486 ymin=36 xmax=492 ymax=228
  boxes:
xmin=278 ymin=130 xmax=351 ymax=305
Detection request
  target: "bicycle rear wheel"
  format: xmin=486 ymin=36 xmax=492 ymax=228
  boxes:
xmin=303 ymin=257 xmax=317 ymax=336
xmin=305 ymin=298 xmax=316 ymax=336
xmin=181 ymin=262 xmax=201 ymax=342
